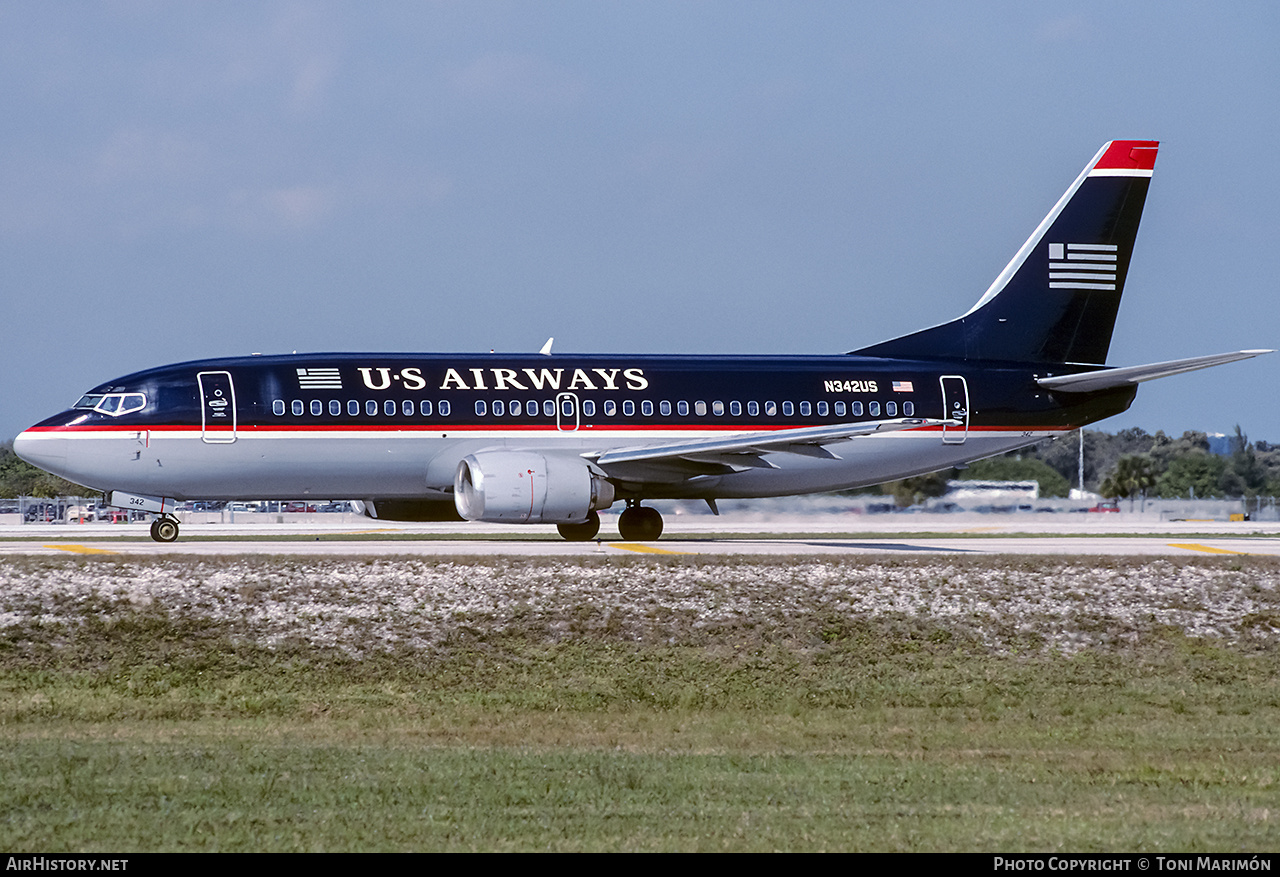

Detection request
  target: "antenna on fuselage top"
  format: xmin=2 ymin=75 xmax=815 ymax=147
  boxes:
xmin=539 ymin=337 xmax=554 ymax=356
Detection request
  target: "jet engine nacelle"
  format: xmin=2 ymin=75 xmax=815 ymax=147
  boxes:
xmin=454 ymin=451 xmax=615 ymax=524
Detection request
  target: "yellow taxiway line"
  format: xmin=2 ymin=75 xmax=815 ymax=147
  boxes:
xmin=43 ymin=544 xmax=120 ymax=555
xmin=1169 ymin=543 xmax=1251 ymax=555
xmin=608 ymin=543 xmax=691 ymax=555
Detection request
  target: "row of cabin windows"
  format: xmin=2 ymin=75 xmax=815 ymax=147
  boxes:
xmin=273 ymin=397 xmax=915 ymax=419
xmin=274 ymin=399 xmax=454 ymax=417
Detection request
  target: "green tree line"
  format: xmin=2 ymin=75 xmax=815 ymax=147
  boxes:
xmin=884 ymin=426 xmax=1280 ymax=508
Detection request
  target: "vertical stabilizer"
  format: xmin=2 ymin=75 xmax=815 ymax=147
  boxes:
xmin=854 ymin=140 xmax=1158 ymax=365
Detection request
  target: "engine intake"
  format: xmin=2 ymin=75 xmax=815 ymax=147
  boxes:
xmin=454 ymin=451 xmax=615 ymax=524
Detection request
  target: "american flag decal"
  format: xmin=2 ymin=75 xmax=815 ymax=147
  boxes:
xmin=1048 ymin=243 xmax=1117 ymax=291
xmin=297 ymin=368 xmax=342 ymax=389
xmin=892 ymin=380 xmax=913 ymax=393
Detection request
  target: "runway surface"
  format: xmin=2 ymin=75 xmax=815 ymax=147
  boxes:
xmin=4 ymin=515 xmax=1280 ymax=557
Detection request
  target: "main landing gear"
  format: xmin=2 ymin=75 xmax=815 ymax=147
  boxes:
xmin=617 ymin=502 xmax=663 ymax=541
xmin=149 ymin=516 xmax=179 ymax=543
xmin=556 ymin=503 xmax=665 ymax=542
xmin=555 ymin=499 xmax=665 ymax=540
xmin=557 ymin=510 xmax=601 ymax=542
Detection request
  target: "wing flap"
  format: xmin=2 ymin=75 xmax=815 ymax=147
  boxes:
xmin=1036 ymin=350 xmax=1273 ymax=393
xmin=591 ymin=418 xmax=946 ymax=472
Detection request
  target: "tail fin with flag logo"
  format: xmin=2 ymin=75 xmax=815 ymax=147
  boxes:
xmin=854 ymin=140 xmax=1159 ymax=365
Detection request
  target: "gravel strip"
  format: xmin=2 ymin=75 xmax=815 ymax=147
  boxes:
xmin=2 ymin=556 xmax=1278 ymax=657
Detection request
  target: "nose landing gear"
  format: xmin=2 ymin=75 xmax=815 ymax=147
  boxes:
xmin=617 ymin=502 xmax=663 ymax=541
xmin=149 ymin=516 xmax=179 ymax=543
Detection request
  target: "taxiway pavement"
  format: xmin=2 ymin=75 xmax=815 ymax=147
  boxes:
xmin=2 ymin=515 xmax=1278 ymax=557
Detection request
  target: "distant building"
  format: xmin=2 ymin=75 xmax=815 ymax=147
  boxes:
xmin=1206 ymin=432 xmax=1232 ymax=456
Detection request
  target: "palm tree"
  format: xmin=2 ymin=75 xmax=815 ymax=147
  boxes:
xmin=1100 ymin=454 xmax=1158 ymax=512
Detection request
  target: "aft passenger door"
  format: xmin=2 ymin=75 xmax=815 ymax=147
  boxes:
xmin=939 ymin=375 xmax=969 ymax=444
xmin=197 ymin=371 xmax=237 ymax=444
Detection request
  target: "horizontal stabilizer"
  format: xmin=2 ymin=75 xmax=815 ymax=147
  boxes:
xmin=1036 ymin=349 xmax=1274 ymax=393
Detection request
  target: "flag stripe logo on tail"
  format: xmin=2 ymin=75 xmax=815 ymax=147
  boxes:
xmin=297 ymin=368 xmax=342 ymax=389
xmin=1048 ymin=243 xmax=1117 ymax=290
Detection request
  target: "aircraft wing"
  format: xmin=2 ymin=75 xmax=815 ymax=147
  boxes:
xmin=1036 ymin=349 xmax=1274 ymax=394
xmin=588 ymin=418 xmax=950 ymax=479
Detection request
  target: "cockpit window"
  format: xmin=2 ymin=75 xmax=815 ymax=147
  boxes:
xmin=74 ymin=392 xmax=146 ymax=416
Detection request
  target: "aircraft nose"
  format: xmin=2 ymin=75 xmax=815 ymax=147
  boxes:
xmin=13 ymin=429 xmax=67 ymax=475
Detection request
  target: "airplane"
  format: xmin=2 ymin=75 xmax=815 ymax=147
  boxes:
xmin=13 ymin=140 xmax=1272 ymax=543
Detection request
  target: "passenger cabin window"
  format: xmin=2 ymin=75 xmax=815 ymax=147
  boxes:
xmin=623 ymin=400 xmax=635 ymax=416
xmin=782 ymin=401 xmax=794 ymax=416
xmin=439 ymin=401 xmax=450 ymax=416
xmin=678 ymin=401 xmax=689 ymax=416
xmin=886 ymin=401 xmax=897 ymax=416
xmin=420 ymin=400 xmax=433 ymax=416
xmin=583 ymin=400 xmax=595 ymax=416
xmin=604 ymin=400 xmax=616 ymax=416
xmin=660 ymin=400 xmax=671 ymax=416
xmin=493 ymin=400 xmax=504 ymax=416
xmin=765 ymin=401 xmax=777 ymax=416
xmin=834 ymin=401 xmax=846 ymax=417
xmin=730 ymin=401 xmax=741 ymax=416
xmin=695 ymin=401 xmax=706 ymax=416
xmin=869 ymin=401 xmax=880 ymax=417
xmin=384 ymin=400 xmax=396 ymax=416
xmin=349 ymin=400 xmax=360 ymax=416
xmin=330 ymin=400 xmax=341 ymax=416
xmin=800 ymin=402 xmax=811 ymax=416
xmin=641 ymin=400 xmax=653 ymax=416
xmin=852 ymin=401 xmax=863 ymax=417
xmin=403 ymin=400 xmax=414 ymax=416
xmin=527 ymin=400 xmax=538 ymax=416
xmin=366 ymin=400 xmax=377 ymax=416
xmin=713 ymin=401 xmax=724 ymax=416
xmin=747 ymin=401 xmax=759 ymax=416
xmin=904 ymin=401 xmax=914 ymax=416
xmin=475 ymin=400 xmax=487 ymax=416
xmin=817 ymin=401 xmax=828 ymax=416
xmin=293 ymin=400 xmax=304 ymax=416
xmin=273 ymin=400 xmax=285 ymax=416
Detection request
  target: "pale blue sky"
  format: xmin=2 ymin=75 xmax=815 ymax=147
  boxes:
xmin=3 ymin=1 xmax=1277 ymax=443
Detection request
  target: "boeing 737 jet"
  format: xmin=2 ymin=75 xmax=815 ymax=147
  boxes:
xmin=14 ymin=140 xmax=1271 ymax=542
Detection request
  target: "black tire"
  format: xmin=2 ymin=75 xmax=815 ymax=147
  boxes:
xmin=557 ymin=510 xmax=601 ymax=541
xmin=150 ymin=518 xmax=179 ymax=543
xmin=617 ymin=505 xmax=663 ymax=541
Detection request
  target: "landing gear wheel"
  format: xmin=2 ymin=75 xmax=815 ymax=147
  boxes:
xmin=557 ymin=510 xmax=601 ymax=542
xmin=150 ymin=517 xmax=179 ymax=543
xmin=617 ymin=505 xmax=663 ymax=541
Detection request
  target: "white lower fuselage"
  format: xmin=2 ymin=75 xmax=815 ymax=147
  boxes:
xmin=19 ymin=424 xmax=1063 ymax=503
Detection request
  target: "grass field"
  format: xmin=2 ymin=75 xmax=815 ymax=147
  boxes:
xmin=2 ymin=554 xmax=1278 ymax=851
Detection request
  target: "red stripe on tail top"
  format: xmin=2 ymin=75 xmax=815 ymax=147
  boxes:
xmin=1095 ymin=140 xmax=1159 ymax=170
